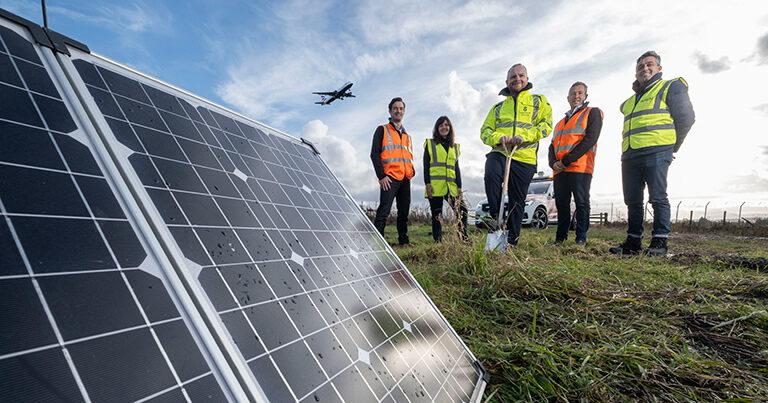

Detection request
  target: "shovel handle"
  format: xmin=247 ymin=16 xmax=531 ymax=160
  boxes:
xmin=496 ymin=145 xmax=517 ymax=229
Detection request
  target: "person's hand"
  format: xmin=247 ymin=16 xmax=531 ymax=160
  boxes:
xmin=425 ymin=183 xmax=433 ymax=198
xmin=500 ymin=135 xmax=513 ymax=146
xmin=552 ymin=160 xmax=565 ymax=173
xmin=379 ymin=176 xmax=392 ymax=191
xmin=511 ymin=135 xmax=524 ymax=146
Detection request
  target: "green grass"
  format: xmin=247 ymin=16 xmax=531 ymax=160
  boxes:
xmin=383 ymin=224 xmax=768 ymax=402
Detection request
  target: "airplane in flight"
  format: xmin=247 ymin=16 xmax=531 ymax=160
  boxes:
xmin=313 ymin=82 xmax=355 ymax=105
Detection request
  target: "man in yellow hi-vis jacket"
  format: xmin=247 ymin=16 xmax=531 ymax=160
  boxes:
xmin=481 ymin=63 xmax=553 ymax=247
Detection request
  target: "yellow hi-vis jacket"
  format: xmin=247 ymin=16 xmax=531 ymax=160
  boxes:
xmin=481 ymin=87 xmax=553 ymax=165
xmin=620 ymin=78 xmax=686 ymax=152
xmin=424 ymin=139 xmax=460 ymax=197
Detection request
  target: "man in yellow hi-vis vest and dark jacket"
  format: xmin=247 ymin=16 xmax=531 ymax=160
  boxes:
xmin=424 ymin=116 xmax=468 ymax=242
xmin=609 ymin=51 xmax=695 ymax=256
xmin=549 ymin=81 xmax=603 ymax=245
xmin=481 ymin=63 xmax=553 ymax=247
xmin=370 ymin=97 xmax=415 ymax=245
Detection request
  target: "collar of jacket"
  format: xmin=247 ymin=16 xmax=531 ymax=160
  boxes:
xmin=631 ymin=72 xmax=663 ymax=94
xmin=387 ymin=118 xmax=406 ymax=135
xmin=565 ymin=101 xmax=590 ymax=120
xmin=498 ymin=82 xmax=533 ymax=97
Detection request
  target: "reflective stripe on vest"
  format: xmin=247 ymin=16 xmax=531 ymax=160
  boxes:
xmin=381 ymin=124 xmax=415 ymax=180
xmin=620 ymin=78 xmax=679 ymax=152
xmin=552 ymin=106 xmax=597 ymax=176
xmin=425 ymin=139 xmax=459 ymax=197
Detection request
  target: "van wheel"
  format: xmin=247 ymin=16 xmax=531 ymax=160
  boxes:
xmin=531 ymin=207 xmax=548 ymax=229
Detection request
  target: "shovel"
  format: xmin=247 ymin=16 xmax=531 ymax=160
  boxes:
xmin=485 ymin=145 xmax=517 ymax=252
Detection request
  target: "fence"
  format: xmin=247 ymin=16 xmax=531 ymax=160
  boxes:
xmin=590 ymin=200 xmax=768 ymax=227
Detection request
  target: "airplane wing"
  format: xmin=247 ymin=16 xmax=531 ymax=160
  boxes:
xmin=312 ymin=91 xmax=337 ymax=96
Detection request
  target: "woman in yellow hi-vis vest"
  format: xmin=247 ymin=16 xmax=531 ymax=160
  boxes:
xmin=424 ymin=116 xmax=468 ymax=242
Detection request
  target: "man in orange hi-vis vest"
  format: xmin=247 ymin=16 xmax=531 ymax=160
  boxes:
xmin=548 ymin=82 xmax=603 ymax=245
xmin=370 ymin=97 xmax=415 ymax=245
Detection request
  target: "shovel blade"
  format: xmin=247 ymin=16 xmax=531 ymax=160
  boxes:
xmin=484 ymin=230 xmax=508 ymax=252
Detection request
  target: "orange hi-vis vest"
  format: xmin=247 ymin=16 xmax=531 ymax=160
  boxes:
xmin=551 ymin=106 xmax=597 ymax=176
xmin=380 ymin=123 xmax=415 ymax=180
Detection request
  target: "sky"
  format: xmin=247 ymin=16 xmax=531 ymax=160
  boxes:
xmin=3 ymin=0 xmax=768 ymax=211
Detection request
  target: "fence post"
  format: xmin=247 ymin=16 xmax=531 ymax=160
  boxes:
xmin=689 ymin=210 xmax=693 ymax=229
xmin=675 ymin=201 xmax=682 ymax=223
xmin=704 ymin=201 xmax=710 ymax=220
xmin=722 ymin=211 xmax=727 ymax=224
xmin=738 ymin=202 xmax=745 ymax=225
xmin=610 ymin=203 xmax=613 ymax=223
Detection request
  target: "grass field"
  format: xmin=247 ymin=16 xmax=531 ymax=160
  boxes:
xmin=382 ymin=223 xmax=768 ymax=402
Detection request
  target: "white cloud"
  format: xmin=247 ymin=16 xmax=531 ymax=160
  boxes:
xmin=48 ymin=1 xmax=172 ymax=34
xmin=212 ymin=0 xmax=768 ymax=204
xmin=301 ymin=120 xmax=374 ymax=195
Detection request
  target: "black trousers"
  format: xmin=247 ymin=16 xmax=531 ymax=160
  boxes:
xmin=554 ymin=172 xmax=592 ymax=242
xmin=484 ymin=153 xmax=536 ymax=245
xmin=373 ymin=178 xmax=410 ymax=244
xmin=428 ymin=194 xmax=468 ymax=241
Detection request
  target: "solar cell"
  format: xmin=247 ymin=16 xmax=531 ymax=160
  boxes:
xmin=62 ymin=52 xmax=486 ymax=401
xmin=0 ymin=22 xmax=237 ymax=402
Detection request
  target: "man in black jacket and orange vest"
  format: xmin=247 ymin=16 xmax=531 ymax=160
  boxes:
xmin=370 ymin=97 xmax=415 ymax=245
xmin=549 ymin=81 xmax=603 ymax=244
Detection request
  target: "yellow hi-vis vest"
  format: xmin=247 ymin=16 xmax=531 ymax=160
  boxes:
xmin=424 ymin=139 xmax=460 ymax=197
xmin=620 ymin=78 xmax=686 ymax=152
xmin=481 ymin=90 xmax=553 ymax=165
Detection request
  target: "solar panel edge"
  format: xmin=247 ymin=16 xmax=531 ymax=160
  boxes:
xmin=41 ymin=44 xmax=251 ymax=402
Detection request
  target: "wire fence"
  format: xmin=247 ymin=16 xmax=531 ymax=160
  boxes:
xmin=591 ymin=200 xmax=768 ymax=225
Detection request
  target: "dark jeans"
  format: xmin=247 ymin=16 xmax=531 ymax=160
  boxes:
xmin=554 ymin=172 xmax=592 ymax=242
xmin=622 ymin=151 xmax=672 ymax=239
xmin=428 ymin=194 xmax=468 ymax=242
xmin=374 ymin=178 xmax=410 ymax=243
xmin=484 ymin=153 xmax=536 ymax=245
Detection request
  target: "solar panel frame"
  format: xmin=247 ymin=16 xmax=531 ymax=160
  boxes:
xmin=55 ymin=40 xmax=488 ymax=403
xmin=0 ymin=17 xmax=247 ymax=402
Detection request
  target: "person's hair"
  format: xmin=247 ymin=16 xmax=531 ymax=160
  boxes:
xmin=388 ymin=97 xmax=405 ymax=110
xmin=636 ymin=51 xmax=661 ymax=66
xmin=569 ymin=81 xmax=588 ymax=93
xmin=432 ymin=116 xmax=455 ymax=146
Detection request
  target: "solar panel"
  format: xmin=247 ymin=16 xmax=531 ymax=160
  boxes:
xmin=0 ymin=20 xmax=243 ymax=402
xmin=0 ymin=7 xmax=487 ymax=402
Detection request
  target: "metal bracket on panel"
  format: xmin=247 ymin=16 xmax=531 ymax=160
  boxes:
xmin=44 ymin=28 xmax=90 ymax=55
xmin=301 ymin=137 xmax=320 ymax=155
xmin=0 ymin=7 xmax=89 ymax=55
xmin=473 ymin=360 xmax=490 ymax=383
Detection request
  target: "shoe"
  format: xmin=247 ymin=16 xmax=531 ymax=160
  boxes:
xmin=552 ymin=238 xmax=565 ymax=245
xmin=645 ymin=237 xmax=668 ymax=256
xmin=608 ymin=237 xmax=641 ymax=255
xmin=575 ymin=238 xmax=587 ymax=245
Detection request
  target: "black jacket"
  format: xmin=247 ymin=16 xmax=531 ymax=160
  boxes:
xmin=623 ymin=72 xmax=695 ymax=160
xmin=548 ymin=103 xmax=603 ymax=169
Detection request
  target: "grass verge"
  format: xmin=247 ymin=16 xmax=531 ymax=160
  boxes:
xmin=384 ymin=224 xmax=768 ymax=401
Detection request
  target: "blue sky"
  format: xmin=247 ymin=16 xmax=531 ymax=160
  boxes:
xmin=3 ymin=0 xmax=768 ymax=208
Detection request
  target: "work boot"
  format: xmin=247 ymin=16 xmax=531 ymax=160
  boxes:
xmin=645 ymin=237 xmax=668 ymax=256
xmin=575 ymin=238 xmax=587 ymax=245
xmin=608 ymin=237 xmax=641 ymax=255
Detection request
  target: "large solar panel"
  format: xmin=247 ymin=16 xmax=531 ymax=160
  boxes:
xmin=0 ymin=8 xmax=486 ymax=402
xmin=0 ymin=19 xmax=244 ymax=402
